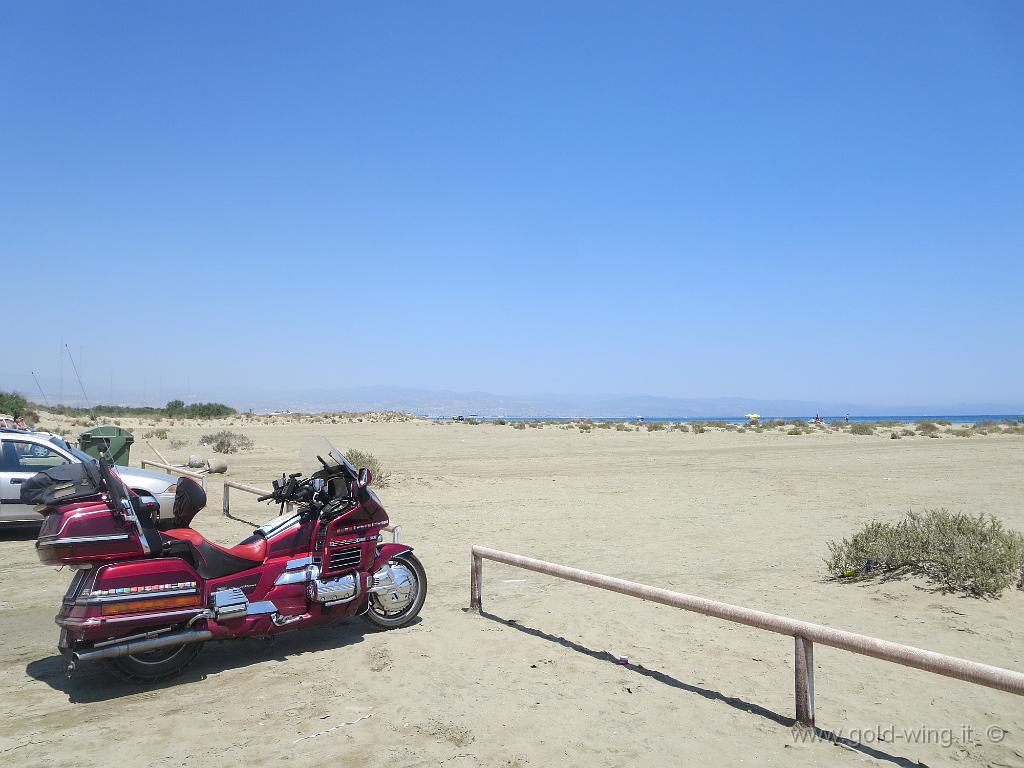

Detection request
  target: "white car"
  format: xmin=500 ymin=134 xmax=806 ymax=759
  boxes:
xmin=0 ymin=429 xmax=179 ymax=524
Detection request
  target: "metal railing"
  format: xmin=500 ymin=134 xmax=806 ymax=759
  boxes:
xmin=222 ymin=479 xmax=402 ymax=543
xmin=469 ymin=545 xmax=1024 ymax=727
xmin=140 ymin=459 xmax=208 ymax=491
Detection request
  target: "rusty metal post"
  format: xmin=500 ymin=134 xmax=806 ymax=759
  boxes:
xmin=145 ymin=439 xmax=170 ymax=465
xmin=470 ymin=552 xmax=483 ymax=612
xmin=795 ymin=636 xmax=815 ymax=726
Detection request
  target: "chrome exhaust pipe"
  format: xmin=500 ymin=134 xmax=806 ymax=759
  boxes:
xmin=73 ymin=629 xmax=214 ymax=663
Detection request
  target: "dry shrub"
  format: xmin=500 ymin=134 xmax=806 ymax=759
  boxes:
xmin=849 ymin=423 xmax=875 ymax=435
xmin=825 ymin=510 xmax=1024 ymax=597
xmin=345 ymin=448 xmax=390 ymax=487
xmin=200 ymin=430 xmax=254 ymax=454
xmin=144 ymin=428 xmax=169 ymax=440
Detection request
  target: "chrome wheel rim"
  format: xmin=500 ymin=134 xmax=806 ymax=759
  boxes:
xmin=369 ymin=559 xmax=420 ymax=619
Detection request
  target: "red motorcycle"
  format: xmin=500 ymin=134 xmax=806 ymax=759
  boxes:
xmin=30 ymin=439 xmax=426 ymax=682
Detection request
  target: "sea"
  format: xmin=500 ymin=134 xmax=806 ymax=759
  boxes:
xmin=473 ymin=415 xmax=1023 ymax=424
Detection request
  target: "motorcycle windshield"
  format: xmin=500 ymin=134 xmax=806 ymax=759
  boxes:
xmin=299 ymin=437 xmax=357 ymax=479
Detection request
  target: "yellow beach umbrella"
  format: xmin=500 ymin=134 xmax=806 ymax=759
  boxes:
xmin=745 ymin=413 xmax=761 ymax=420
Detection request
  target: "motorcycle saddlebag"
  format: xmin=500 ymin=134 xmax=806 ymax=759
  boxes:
xmin=21 ymin=462 xmax=103 ymax=507
xmin=36 ymin=497 xmax=149 ymax=566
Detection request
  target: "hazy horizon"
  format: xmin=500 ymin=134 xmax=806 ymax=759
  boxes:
xmin=3 ymin=370 xmax=1020 ymax=417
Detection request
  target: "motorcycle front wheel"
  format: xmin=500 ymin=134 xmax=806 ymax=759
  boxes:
xmin=104 ymin=641 xmax=203 ymax=683
xmin=362 ymin=553 xmax=427 ymax=630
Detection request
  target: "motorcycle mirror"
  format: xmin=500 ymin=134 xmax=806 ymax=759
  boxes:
xmin=136 ymin=494 xmax=160 ymax=517
xmin=357 ymin=467 xmax=372 ymax=488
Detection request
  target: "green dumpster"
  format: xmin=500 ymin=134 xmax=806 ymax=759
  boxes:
xmin=78 ymin=425 xmax=135 ymax=466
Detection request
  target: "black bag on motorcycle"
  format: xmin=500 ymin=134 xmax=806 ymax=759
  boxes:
xmin=20 ymin=462 xmax=104 ymax=507
xmin=169 ymin=477 xmax=206 ymax=528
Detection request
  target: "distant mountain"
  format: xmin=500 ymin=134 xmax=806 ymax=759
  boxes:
xmin=3 ymin=368 xmax=1019 ymax=417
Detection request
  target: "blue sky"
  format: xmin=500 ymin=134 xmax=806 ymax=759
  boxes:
xmin=2 ymin=2 xmax=1022 ymax=407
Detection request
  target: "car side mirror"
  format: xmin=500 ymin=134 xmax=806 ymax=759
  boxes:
xmin=358 ymin=467 xmax=372 ymax=488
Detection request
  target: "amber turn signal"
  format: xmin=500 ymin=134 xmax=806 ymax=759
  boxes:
xmin=100 ymin=594 xmax=201 ymax=616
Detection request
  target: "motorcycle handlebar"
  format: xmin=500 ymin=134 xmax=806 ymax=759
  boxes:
xmin=256 ymin=493 xmax=274 ymax=502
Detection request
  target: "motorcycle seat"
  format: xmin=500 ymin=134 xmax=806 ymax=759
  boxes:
xmin=162 ymin=528 xmax=267 ymax=579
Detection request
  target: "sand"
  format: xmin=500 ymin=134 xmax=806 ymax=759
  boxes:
xmin=1 ymin=417 xmax=1022 ymax=767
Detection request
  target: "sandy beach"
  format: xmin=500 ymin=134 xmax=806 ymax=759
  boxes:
xmin=1 ymin=416 xmax=1022 ymax=767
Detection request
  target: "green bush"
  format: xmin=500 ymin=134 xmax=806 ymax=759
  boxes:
xmin=345 ymin=448 xmax=390 ymax=487
xmin=646 ymin=422 xmax=665 ymax=431
xmin=825 ymin=510 xmax=1024 ymax=597
xmin=144 ymin=428 xmax=169 ymax=440
xmin=691 ymin=424 xmax=706 ymax=434
xmin=0 ymin=390 xmax=30 ymax=416
xmin=512 ymin=422 xmax=526 ymax=430
xmin=200 ymin=430 xmax=254 ymax=454
xmin=850 ymin=423 xmax=875 ymax=435
xmin=614 ymin=422 xmax=631 ymax=431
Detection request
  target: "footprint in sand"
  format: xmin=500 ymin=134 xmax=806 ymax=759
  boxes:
xmin=417 ymin=719 xmax=475 ymax=747
xmin=369 ymin=646 xmax=392 ymax=673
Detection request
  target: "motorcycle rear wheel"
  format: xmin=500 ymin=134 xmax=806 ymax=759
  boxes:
xmin=104 ymin=641 xmax=203 ymax=683
xmin=362 ymin=553 xmax=427 ymax=630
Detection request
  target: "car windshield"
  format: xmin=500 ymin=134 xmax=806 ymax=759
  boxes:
xmin=299 ymin=437 xmax=357 ymax=478
xmin=48 ymin=435 xmax=98 ymax=465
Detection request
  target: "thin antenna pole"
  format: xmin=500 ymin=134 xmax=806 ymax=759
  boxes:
xmin=31 ymin=372 xmax=50 ymax=406
xmin=65 ymin=343 xmax=91 ymax=408
xmin=59 ymin=339 xmax=64 ymax=406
